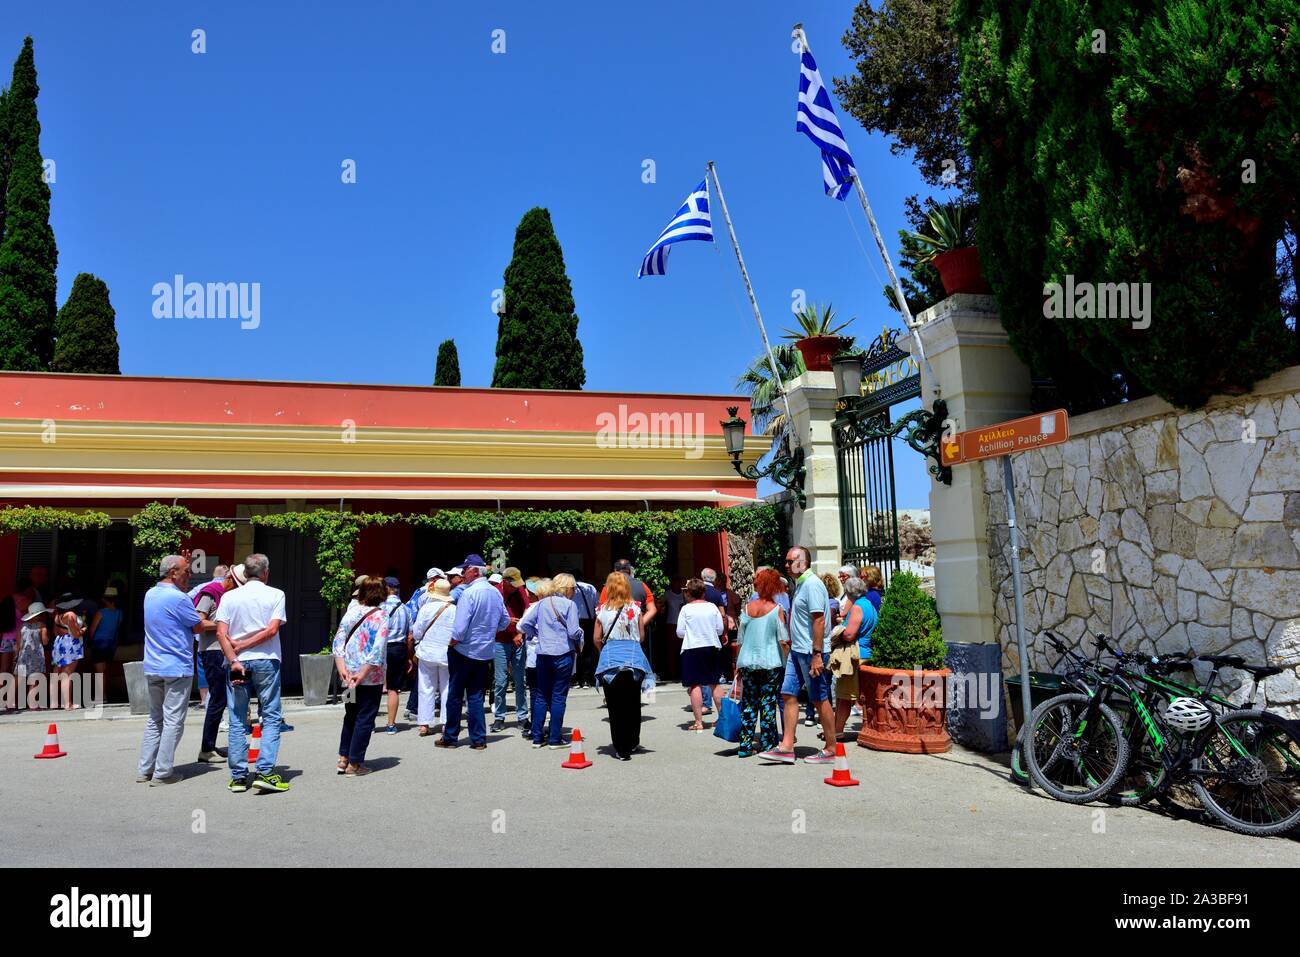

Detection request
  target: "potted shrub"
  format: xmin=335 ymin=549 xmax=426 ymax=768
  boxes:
xmin=782 ymin=303 xmax=854 ymax=371
xmin=857 ymin=571 xmax=951 ymax=754
xmin=908 ymin=202 xmax=990 ymax=297
xmin=300 ymin=645 xmax=337 ymax=707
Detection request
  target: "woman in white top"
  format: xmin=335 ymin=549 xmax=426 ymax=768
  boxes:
xmin=411 ymin=579 xmax=456 ymax=736
xmin=676 ymin=578 xmax=725 ymax=732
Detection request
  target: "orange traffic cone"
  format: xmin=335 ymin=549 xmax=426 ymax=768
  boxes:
xmin=822 ymin=742 xmax=860 ymax=787
xmin=33 ymin=723 xmax=67 ymax=759
xmin=561 ymin=728 xmax=593 ymax=769
xmin=247 ymin=723 xmax=262 ymax=766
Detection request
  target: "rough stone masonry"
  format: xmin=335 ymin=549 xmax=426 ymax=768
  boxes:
xmin=983 ymin=382 xmax=1300 ymax=718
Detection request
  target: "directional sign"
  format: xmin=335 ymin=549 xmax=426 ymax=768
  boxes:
xmin=941 ymin=409 xmax=1069 ymax=467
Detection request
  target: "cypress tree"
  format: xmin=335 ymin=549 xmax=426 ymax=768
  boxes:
xmin=433 ymin=338 xmax=461 ymax=386
xmin=491 ymin=207 xmax=585 ymax=390
xmin=0 ymin=87 xmax=9 ymax=246
xmin=0 ymin=37 xmax=58 ymax=371
xmin=52 ymin=273 xmax=120 ymax=374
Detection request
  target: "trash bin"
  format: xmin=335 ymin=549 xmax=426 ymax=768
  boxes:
xmin=1005 ymin=672 xmax=1065 ymax=730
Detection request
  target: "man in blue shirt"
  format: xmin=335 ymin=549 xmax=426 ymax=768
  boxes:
xmin=137 ymin=554 xmax=202 ymax=786
xmin=437 ymin=555 xmax=509 ymax=750
xmin=760 ymin=546 xmax=836 ymax=766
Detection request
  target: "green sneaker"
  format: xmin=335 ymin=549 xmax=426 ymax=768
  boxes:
xmin=228 ymin=777 xmax=249 ymax=793
xmin=253 ymin=772 xmax=290 ymax=793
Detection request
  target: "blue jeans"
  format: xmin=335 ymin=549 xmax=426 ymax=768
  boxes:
xmin=338 ymin=683 xmax=382 ymax=764
xmin=493 ymin=640 xmax=528 ymax=722
xmin=227 ymin=658 xmax=282 ymax=778
xmin=781 ymin=651 xmax=832 ymax=703
xmin=531 ymin=652 xmax=574 ymax=746
xmin=443 ymin=647 xmax=490 ymax=746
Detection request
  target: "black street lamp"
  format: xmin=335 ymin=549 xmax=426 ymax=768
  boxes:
xmin=720 ymin=407 xmax=807 ymax=509
xmin=831 ymin=349 xmax=864 ymax=403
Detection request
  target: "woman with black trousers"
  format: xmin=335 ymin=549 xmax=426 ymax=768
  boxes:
xmin=593 ymin=572 xmax=654 ymax=761
xmin=332 ymin=577 xmax=389 ymax=776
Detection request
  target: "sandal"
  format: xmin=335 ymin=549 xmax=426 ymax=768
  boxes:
xmin=336 ymin=757 xmax=348 ymax=774
xmin=418 ymin=726 xmax=431 ymax=737
xmin=344 ymin=764 xmax=372 ymax=777
xmin=687 ymin=723 xmax=705 ymax=733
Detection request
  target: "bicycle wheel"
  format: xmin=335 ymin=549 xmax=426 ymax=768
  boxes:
xmin=1010 ymin=725 xmax=1030 ymax=786
xmin=1024 ymin=693 xmax=1129 ymax=803
xmin=1192 ymin=710 xmax=1300 ymax=837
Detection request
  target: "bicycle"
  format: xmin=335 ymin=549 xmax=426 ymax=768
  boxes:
xmin=1026 ymin=635 xmax=1300 ymax=836
xmin=1009 ymin=631 xmax=1102 ymax=786
xmin=1021 ymin=636 xmax=1132 ymax=803
xmin=1107 ymin=643 xmax=1300 ymax=835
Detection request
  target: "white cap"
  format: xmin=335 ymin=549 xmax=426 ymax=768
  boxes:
xmin=488 ymin=573 xmax=503 ymax=584
xmin=426 ymin=567 xmax=444 ymax=581
xmin=448 ymin=566 xmax=464 ymax=577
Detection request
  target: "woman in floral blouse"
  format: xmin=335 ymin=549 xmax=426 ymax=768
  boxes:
xmin=333 ymin=577 xmax=390 ymax=776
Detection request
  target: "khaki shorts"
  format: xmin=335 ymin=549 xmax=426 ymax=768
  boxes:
xmin=835 ymin=668 xmax=859 ymax=701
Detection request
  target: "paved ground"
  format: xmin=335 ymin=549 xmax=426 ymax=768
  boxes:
xmin=3 ymin=686 xmax=1298 ymax=867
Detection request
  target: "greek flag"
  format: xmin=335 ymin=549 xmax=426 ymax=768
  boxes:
xmin=796 ymin=44 xmax=856 ymax=200
xmin=638 ymin=179 xmax=713 ymax=277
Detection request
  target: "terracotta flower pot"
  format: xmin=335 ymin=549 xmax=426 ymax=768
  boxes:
xmin=856 ymin=663 xmax=951 ymax=754
xmin=932 ymin=247 xmax=992 ymax=296
xmin=794 ymin=335 xmax=841 ymax=372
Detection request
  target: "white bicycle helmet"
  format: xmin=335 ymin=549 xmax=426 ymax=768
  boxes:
xmin=1162 ymin=696 xmax=1213 ymax=733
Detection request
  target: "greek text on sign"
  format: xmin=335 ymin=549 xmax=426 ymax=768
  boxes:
xmin=941 ymin=410 xmax=1069 ymax=466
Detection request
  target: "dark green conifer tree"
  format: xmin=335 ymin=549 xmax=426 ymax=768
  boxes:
xmin=491 ymin=208 xmax=585 ymax=390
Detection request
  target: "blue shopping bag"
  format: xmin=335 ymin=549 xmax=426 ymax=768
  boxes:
xmin=713 ymin=691 xmax=742 ymax=743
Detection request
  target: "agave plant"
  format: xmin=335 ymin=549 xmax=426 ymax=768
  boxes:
xmin=782 ymin=302 xmax=855 ymax=340
xmin=908 ymin=202 xmax=977 ymax=264
xmin=735 ymin=342 xmax=806 ymax=448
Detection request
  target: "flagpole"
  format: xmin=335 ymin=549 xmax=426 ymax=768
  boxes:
xmin=706 ymin=160 xmax=793 ymax=429
xmin=794 ymin=24 xmax=940 ymax=401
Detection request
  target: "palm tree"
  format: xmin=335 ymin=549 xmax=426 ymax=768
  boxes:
xmin=735 ymin=342 xmax=806 ymax=452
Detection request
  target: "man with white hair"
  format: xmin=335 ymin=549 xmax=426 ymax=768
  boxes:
xmin=137 ymin=554 xmax=202 ymax=785
xmin=215 ymin=553 xmax=289 ymax=793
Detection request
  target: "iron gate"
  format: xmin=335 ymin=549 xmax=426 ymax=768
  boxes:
xmin=832 ymin=328 xmax=948 ymax=584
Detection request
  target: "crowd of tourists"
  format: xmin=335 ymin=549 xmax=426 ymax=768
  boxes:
xmin=0 ymin=565 xmax=125 ymax=711
xmin=9 ymin=542 xmax=886 ymax=793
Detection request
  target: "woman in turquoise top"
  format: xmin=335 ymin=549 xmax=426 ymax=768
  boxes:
xmin=88 ymin=587 xmax=123 ymax=681
xmin=734 ymin=567 xmax=788 ymax=757
xmin=834 ymin=576 xmax=879 ymax=737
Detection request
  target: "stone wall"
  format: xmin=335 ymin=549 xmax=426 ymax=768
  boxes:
xmin=983 ymin=366 xmax=1300 ymax=717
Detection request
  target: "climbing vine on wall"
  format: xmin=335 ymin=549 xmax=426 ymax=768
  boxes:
xmin=5 ymin=501 xmax=780 ymax=610
xmin=129 ymin=503 xmax=235 ymax=577
xmin=0 ymin=506 xmax=112 ymax=536
xmin=250 ymin=510 xmax=405 ymax=609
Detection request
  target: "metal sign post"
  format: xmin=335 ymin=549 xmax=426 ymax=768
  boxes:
xmin=1001 ymin=454 xmax=1033 ymax=734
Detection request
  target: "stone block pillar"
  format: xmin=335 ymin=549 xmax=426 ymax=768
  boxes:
xmin=899 ymin=294 xmax=1033 ymax=751
xmin=785 ymin=369 xmax=842 ymax=576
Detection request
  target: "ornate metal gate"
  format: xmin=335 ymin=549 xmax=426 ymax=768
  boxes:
xmin=833 ymin=329 xmax=949 ymax=583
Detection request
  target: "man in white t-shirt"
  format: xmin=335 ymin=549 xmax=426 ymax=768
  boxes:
xmin=214 ymin=553 xmax=290 ymax=794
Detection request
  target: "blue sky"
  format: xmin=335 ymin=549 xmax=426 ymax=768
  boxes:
xmin=6 ymin=1 xmax=945 ymax=507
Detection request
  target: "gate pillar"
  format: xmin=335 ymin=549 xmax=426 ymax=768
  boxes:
xmin=785 ymin=369 xmax=842 ymax=576
xmin=899 ymin=294 xmax=1033 ymax=750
